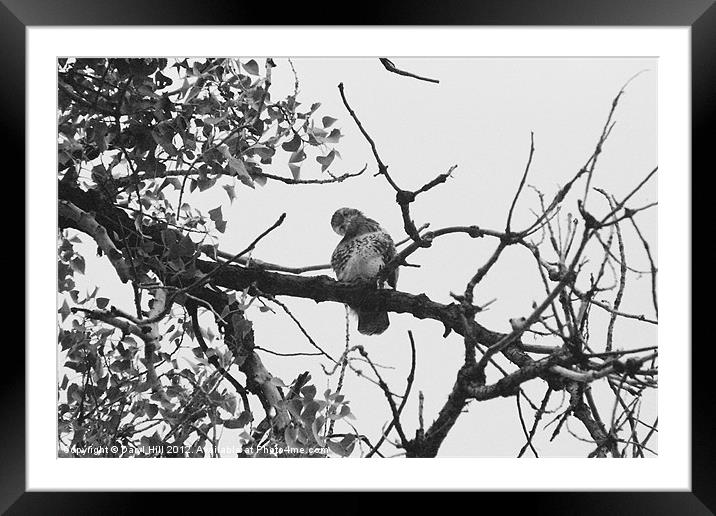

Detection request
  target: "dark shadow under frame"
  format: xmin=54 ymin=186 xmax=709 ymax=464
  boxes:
xmin=5 ymin=0 xmax=713 ymax=513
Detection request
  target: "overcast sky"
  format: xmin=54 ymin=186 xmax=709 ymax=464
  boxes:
xmin=67 ymin=57 xmax=657 ymax=457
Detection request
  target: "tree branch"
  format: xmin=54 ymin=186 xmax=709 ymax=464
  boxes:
xmin=58 ymin=200 xmax=133 ymax=283
xmin=379 ymin=58 xmax=440 ymax=84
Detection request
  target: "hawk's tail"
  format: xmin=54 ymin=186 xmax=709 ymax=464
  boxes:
xmin=353 ymin=306 xmax=390 ymax=335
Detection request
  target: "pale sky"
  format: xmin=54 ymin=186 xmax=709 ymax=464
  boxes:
xmin=65 ymin=57 xmax=657 ymax=457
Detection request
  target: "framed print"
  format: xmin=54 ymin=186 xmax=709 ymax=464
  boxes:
xmin=7 ymin=0 xmax=711 ymax=513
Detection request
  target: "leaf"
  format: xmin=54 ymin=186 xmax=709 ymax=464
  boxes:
xmin=289 ymin=149 xmax=306 ymax=164
xmin=236 ymin=410 xmax=253 ymax=426
xmin=316 ymin=150 xmax=335 ymax=172
xmin=306 ymin=128 xmax=327 ymax=146
xmin=326 ymin=128 xmax=342 ymax=143
xmin=340 ymin=434 xmax=356 ymax=456
xmin=326 ymin=439 xmax=349 ymax=457
xmin=270 ymin=376 xmax=288 ymax=388
xmin=68 ymin=383 xmax=82 ymax=403
xmin=69 ymin=255 xmax=85 ymax=274
xmin=311 ymin=415 xmax=326 ymax=446
xmin=145 ymin=404 xmax=159 ymax=418
xmin=284 ymin=426 xmax=300 ymax=450
xmin=58 ymin=276 xmax=75 ymax=293
xmin=151 ymin=128 xmax=178 ymax=156
xmin=204 ymin=113 xmax=228 ymax=125
xmin=158 ymin=177 xmax=183 ymax=192
xmin=137 ymin=85 xmax=159 ymax=98
xmin=300 ymin=384 xmax=317 ymax=401
xmin=296 ymin=427 xmax=310 ymax=445
xmin=236 ymin=175 xmax=255 ymax=189
xmin=96 ymin=375 xmax=108 ymax=392
xmin=287 ymin=398 xmax=303 ymax=419
xmin=221 ymin=393 xmax=238 ymax=415
xmin=281 ymin=134 xmax=302 ymax=152
xmin=155 ymin=70 xmax=172 ymax=89
xmin=322 ymin=116 xmax=338 ymax=128
xmin=252 ymin=173 xmax=267 ymax=187
xmin=199 ymin=244 xmax=218 ymax=260
xmin=58 ymin=300 xmax=71 ymax=321
xmin=96 ymin=297 xmax=110 ymax=309
xmin=300 ymin=400 xmax=320 ymax=424
xmin=223 ymin=184 xmax=236 ymax=203
xmin=227 ymin=156 xmax=253 ymax=186
xmin=208 ymin=206 xmax=223 ymax=224
xmin=178 ymin=235 xmax=196 ymax=256
xmin=243 ymin=59 xmax=260 ymax=75
xmin=289 ymin=164 xmax=301 ymax=180
xmin=339 ymin=404 xmax=351 ymax=418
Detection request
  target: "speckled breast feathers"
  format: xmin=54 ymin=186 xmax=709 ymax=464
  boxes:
xmin=330 ymin=208 xmax=398 ymax=288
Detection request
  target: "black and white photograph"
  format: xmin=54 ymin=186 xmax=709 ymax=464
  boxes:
xmin=56 ymin=56 xmax=659 ymax=459
xmin=4 ymin=4 xmax=705 ymax=509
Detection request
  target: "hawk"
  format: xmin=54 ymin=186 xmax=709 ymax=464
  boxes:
xmin=330 ymin=207 xmax=398 ymax=335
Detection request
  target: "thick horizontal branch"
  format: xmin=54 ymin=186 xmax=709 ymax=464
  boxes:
xmin=196 ymin=259 xmax=540 ymax=369
xmin=205 ymin=260 xmax=463 ymax=324
xmin=58 ymin=183 xmax=534 ymax=373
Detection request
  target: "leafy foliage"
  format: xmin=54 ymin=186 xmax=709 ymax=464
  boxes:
xmin=57 ymin=58 xmax=357 ymax=458
xmin=236 ymin=376 xmax=357 ymax=458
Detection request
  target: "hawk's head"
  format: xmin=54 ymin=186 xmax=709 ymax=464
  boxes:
xmin=331 ymin=207 xmax=363 ymax=236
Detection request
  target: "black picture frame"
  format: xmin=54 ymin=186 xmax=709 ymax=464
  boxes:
xmin=7 ymin=0 xmax=710 ymax=513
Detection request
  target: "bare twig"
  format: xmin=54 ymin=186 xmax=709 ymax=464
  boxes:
xmin=628 ymin=217 xmax=658 ymax=318
xmin=366 ymin=331 xmax=417 ymax=457
xmin=183 ymin=213 xmax=287 ymax=294
xmin=516 ymin=390 xmax=539 ymax=457
xmin=379 ymin=58 xmax=440 ymax=84
xmin=506 ymin=132 xmax=535 ymax=233
xmin=269 ymin=297 xmax=337 ymax=364
xmin=518 ymin=386 xmax=552 ymax=458
xmin=357 ymin=345 xmax=409 ymax=448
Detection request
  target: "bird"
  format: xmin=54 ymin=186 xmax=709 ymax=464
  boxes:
xmin=509 ymin=317 xmax=527 ymax=331
xmin=330 ymin=207 xmax=398 ymax=335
